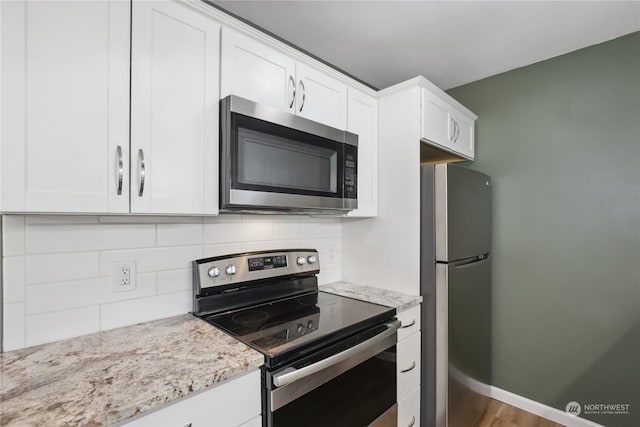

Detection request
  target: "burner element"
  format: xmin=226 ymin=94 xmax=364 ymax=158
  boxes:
xmin=232 ymin=310 xmax=269 ymax=327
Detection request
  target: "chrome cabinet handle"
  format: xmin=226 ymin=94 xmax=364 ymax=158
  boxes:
xmin=185 ymin=424 xmax=192 ymax=427
xmin=400 ymin=319 xmax=416 ymax=329
xmin=288 ymin=75 xmax=296 ymax=109
xmin=298 ymin=80 xmax=306 ymax=112
xmin=449 ymin=117 xmax=455 ymax=141
xmin=116 ymin=145 xmax=123 ymax=196
xmin=400 ymin=361 xmax=416 ymax=373
xmin=454 ymin=120 xmax=460 ymax=142
xmin=137 ymin=149 xmax=145 ymax=197
xmin=408 ymin=415 xmax=416 ymax=427
xmin=401 ymin=319 xmax=416 ymax=329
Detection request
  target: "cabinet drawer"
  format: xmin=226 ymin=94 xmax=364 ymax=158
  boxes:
xmin=397 ymin=305 xmax=420 ymax=341
xmin=398 ymin=386 xmax=420 ymax=427
xmin=397 ymin=331 xmax=421 ymax=400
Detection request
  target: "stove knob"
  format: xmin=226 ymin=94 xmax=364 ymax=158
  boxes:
xmin=297 ymin=324 xmax=304 ymax=333
xmin=296 ymin=256 xmax=306 ymax=266
xmin=307 ymin=320 xmax=315 ymax=329
xmin=207 ymin=266 xmax=220 ymax=278
xmin=225 ymin=265 xmax=237 ymax=276
xmin=307 ymin=255 xmax=317 ymax=265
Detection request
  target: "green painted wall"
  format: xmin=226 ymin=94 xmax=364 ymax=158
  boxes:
xmin=448 ymin=32 xmax=640 ymax=427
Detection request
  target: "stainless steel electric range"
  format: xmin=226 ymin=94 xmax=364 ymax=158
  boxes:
xmin=193 ymin=249 xmax=400 ymax=427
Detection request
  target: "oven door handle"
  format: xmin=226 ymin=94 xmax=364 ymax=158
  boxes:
xmin=272 ymin=319 xmax=401 ymax=387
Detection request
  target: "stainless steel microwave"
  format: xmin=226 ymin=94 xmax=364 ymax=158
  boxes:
xmin=220 ymin=95 xmax=358 ymax=214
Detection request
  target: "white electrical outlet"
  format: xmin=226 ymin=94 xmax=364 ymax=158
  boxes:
xmin=113 ymin=261 xmax=136 ymax=292
xmin=327 ymin=244 xmax=337 ymax=263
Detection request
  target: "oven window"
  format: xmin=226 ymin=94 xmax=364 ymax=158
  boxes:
xmin=238 ymin=127 xmax=338 ymax=193
xmin=270 ymin=345 xmax=396 ymax=427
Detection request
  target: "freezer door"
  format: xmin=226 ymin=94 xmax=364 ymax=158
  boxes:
xmin=447 ymin=257 xmax=491 ymax=427
xmin=435 ymin=164 xmax=491 ymax=262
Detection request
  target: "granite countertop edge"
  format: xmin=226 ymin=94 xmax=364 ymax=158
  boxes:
xmin=320 ymin=281 xmax=422 ymax=313
xmin=0 ymin=314 xmax=264 ymax=427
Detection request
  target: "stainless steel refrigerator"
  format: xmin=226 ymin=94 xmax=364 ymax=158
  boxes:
xmin=420 ymin=164 xmax=492 ymax=427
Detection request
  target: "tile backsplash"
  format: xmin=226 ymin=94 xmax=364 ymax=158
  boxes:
xmin=1 ymin=215 xmax=342 ymax=351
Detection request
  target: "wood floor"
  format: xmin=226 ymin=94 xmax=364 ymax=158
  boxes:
xmin=476 ymin=399 xmax=566 ymax=427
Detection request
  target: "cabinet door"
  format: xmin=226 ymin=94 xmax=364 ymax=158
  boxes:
xmin=346 ymin=88 xmax=378 ymax=217
xmin=398 ymin=386 xmax=421 ymax=427
xmin=295 ymin=62 xmax=347 ymax=129
xmin=220 ymin=27 xmax=296 ymax=111
xmin=451 ymin=109 xmax=475 ymax=160
xmin=124 ymin=370 xmax=261 ymax=426
xmin=420 ymin=88 xmax=452 ymax=150
xmin=131 ymin=0 xmax=219 ymax=214
xmin=1 ymin=0 xmax=130 ymax=213
xmin=398 ymin=331 xmax=421 ymax=400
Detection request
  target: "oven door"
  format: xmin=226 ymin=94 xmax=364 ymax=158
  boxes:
xmin=264 ymin=320 xmax=400 ymax=427
xmin=220 ymin=95 xmax=357 ymax=212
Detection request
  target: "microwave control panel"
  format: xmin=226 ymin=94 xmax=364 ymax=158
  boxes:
xmin=344 ymin=145 xmax=358 ymax=200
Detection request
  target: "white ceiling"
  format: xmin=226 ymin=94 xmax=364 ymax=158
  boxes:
xmin=213 ymin=1 xmax=640 ymax=90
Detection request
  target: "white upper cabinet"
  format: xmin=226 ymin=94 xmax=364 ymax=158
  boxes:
xmin=1 ymin=0 xmax=220 ymax=215
xmin=346 ymin=88 xmax=378 ymax=217
xmin=220 ymin=27 xmax=296 ymax=112
xmin=1 ymin=0 xmax=130 ymax=213
xmin=420 ymin=87 xmax=476 ymax=161
xmin=295 ymin=62 xmax=347 ymax=129
xmin=131 ymin=0 xmax=220 ymax=215
xmin=220 ymin=27 xmax=347 ymax=129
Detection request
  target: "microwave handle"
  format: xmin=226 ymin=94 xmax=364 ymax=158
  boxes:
xmin=272 ymin=319 xmax=400 ymax=387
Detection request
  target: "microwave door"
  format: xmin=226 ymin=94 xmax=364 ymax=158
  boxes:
xmin=220 ymin=95 xmax=357 ymax=213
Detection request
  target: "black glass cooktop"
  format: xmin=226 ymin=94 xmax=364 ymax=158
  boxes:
xmin=205 ymin=291 xmax=394 ymax=362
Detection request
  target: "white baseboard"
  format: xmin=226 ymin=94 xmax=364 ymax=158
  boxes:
xmin=489 ymin=385 xmax=604 ymax=427
xmin=449 ymin=367 xmax=604 ymax=427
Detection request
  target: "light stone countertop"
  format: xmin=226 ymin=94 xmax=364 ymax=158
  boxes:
xmin=320 ymin=281 xmax=422 ymax=313
xmin=0 ymin=314 xmax=263 ymax=426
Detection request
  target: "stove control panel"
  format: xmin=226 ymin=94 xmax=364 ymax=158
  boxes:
xmin=195 ymin=249 xmax=320 ymax=290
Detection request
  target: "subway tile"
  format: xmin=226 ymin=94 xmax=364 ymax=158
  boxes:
xmin=100 ymin=245 xmax=203 ymax=276
xmin=2 ymin=215 xmax=25 ymax=256
xmin=3 ymin=303 xmax=25 ymax=351
xmin=26 ymin=252 xmax=100 ymax=285
xmin=317 ymin=265 xmax=342 ymax=285
xmin=204 ymin=221 xmax=272 ymax=244
xmin=202 ymin=243 xmax=243 ymax=258
xmin=157 ymin=223 xmax=203 ymax=247
xmin=25 ymin=223 xmax=156 ymax=254
xmin=301 ymin=221 xmax=342 ymax=239
xmin=26 ymin=273 xmax=156 ymax=315
xmin=25 ymin=215 xmax=99 ymax=225
xmin=3 ymin=257 xmax=25 ymax=304
xmin=203 ymin=214 xmax=242 ymax=224
xmin=242 ymin=214 xmax=301 ymax=223
xmin=99 ymin=216 xmax=201 ymax=224
xmin=26 ymin=306 xmax=99 ymax=347
xmin=242 ymin=240 xmax=301 ymax=252
xmin=157 ymin=269 xmax=192 ymax=294
xmin=272 ymin=222 xmax=301 ymax=240
xmin=100 ymin=291 xmax=191 ymax=331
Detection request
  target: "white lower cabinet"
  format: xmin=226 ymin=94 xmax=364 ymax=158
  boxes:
xmin=398 ymin=386 xmax=421 ymax=427
xmin=122 ymin=370 xmax=261 ymax=427
xmin=396 ymin=305 xmax=421 ymax=427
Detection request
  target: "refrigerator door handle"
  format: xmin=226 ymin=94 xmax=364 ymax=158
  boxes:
xmin=451 ymin=253 xmax=490 ymax=267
